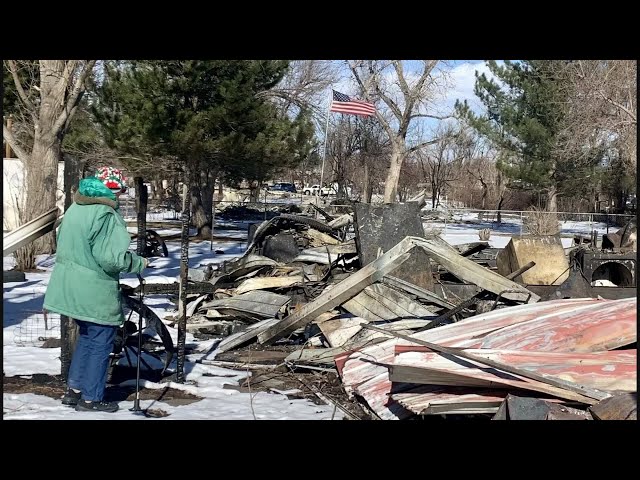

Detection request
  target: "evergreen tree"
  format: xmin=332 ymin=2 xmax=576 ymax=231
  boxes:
xmin=456 ymin=60 xmax=569 ymax=211
xmin=93 ymin=60 xmax=315 ymax=235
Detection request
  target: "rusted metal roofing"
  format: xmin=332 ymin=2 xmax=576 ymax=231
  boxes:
xmin=336 ymin=298 xmax=602 ymax=397
xmin=338 ymin=299 xmax=603 ymax=398
xmin=338 ymin=297 xmax=637 ymax=419
xmin=390 ymin=385 xmax=509 ymax=416
xmin=389 ymin=349 xmax=637 ymax=393
xmin=477 ymin=297 xmax=637 ymax=352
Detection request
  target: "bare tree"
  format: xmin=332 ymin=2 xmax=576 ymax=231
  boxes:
xmin=355 ymin=117 xmax=390 ymax=203
xmin=3 ymin=60 xmax=96 ymax=270
xmin=327 ymin=115 xmax=360 ymax=198
xmin=349 ymin=60 xmax=452 ymax=202
xmin=556 ymin=60 xmax=637 ymax=212
xmin=259 ymin=60 xmax=340 ymax=128
xmin=418 ymin=124 xmax=466 ymax=209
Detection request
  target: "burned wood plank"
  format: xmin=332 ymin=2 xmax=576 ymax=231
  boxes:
xmin=327 ymin=213 xmax=352 ymax=229
xmin=257 ymin=237 xmax=416 ymax=345
xmin=202 ymin=318 xmax=281 ymax=357
xmin=284 ymin=340 xmax=384 ymax=366
xmin=235 ymin=276 xmax=303 ymax=295
xmin=121 ymin=282 xmax=218 ymax=296
xmin=416 ymin=261 xmax=537 ymax=333
xmin=412 ymin=237 xmax=540 ymax=303
xmin=318 ymin=317 xmax=368 ymax=347
xmin=342 ymin=283 xmax=436 ymax=322
xmin=457 ymin=242 xmax=490 ymax=257
xmin=304 ymin=228 xmax=340 ymax=246
xmin=201 ymin=290 xmax=290 ymax=318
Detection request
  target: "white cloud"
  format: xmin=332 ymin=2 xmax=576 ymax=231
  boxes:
xmin=441 ymin=61 xmax=499 ymax=114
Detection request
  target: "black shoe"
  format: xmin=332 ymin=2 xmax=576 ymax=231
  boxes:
xmin=61 ymin=389 xmax=82 ymax=406
xmin=75 ymin=400 xmax=119 ymax=413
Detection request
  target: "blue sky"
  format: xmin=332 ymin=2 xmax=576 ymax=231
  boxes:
xmin=323 ymin=60 xmax=499 ymax=138
xmin=330 ymin=60 xmax=497 ymax=114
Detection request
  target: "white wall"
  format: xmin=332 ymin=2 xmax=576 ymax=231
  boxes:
xmin=3 ymin=158 xmax=64 ymax=232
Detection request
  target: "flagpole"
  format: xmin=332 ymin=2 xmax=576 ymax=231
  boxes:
xmin=317 ymin=90 xmax=331 ymax=210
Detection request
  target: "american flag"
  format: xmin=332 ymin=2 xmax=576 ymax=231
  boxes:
xmin=330 ymin=90 xmax=376 ymax=117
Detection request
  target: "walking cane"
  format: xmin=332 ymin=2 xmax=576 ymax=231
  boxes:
xmin=130 ymin=272 xmax=145 ymax=413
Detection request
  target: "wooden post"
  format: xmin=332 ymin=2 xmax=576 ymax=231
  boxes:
xmin=176 ymin=183 xmax=190 ymax=383
xmin=59 ymin=155 xmax=85 ymax=381
xmin=135 ymin=177 xmax=147 ymax=256
xmin=210 ymin=187 xmax=216 ymax=251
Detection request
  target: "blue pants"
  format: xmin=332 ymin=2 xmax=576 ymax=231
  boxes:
xmin=67 ymin=320 xmax=117 ymax=402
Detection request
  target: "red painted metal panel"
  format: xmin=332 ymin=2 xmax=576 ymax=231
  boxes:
xmin=339 ymin=297 xmax=637 ymax=419
xmin=479 ymin=297 xmax=637 ymax=352
xmin=338 ymin=299 xmax=599 ymax=398
xmin=391 ymin=349 xmax=636 ymax=392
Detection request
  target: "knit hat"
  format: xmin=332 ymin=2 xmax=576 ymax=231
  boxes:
xmin=95 ymin=166 xmax=127 ymax=191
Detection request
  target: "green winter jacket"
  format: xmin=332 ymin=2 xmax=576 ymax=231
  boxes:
xmin=43 ymin=177 xmax=146 ymax=326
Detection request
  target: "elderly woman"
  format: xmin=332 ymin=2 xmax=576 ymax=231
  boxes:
xmin=44 ymin=167 xmax=149 ymax=413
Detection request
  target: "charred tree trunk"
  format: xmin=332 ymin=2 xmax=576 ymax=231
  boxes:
xmin=176 ymin=183 xmax=190 ymax=383
xmin=135 ymin=177 xmax=147 ymax=255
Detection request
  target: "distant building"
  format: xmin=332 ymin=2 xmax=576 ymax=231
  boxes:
xmin=3 ymin=158 xmax=65 ymax=232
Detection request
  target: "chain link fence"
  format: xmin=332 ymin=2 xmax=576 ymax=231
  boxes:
xmin=434 ymin=208 xmax=635 ymax=236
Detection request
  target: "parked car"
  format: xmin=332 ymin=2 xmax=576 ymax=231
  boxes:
xmin=268 ymin=182 xmax=297 ymax=193
xmin=303 ymin=184 xmax=320 ymax=195
xmin=303 ymin=184 xmax=337 ymax=196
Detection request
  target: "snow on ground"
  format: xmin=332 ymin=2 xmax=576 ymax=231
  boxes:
xmin=3 ymin=223 xmax=340 ymax=420
xmin=2 ymin=215 xmax=625 ymax=419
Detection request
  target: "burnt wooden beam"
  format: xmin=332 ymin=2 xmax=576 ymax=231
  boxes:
xmin=257 ymin=236 xmax=416 ymax=345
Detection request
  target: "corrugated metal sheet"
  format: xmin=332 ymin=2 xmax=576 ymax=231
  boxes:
xmin=338 ymin=299 xmax=598 ymax=397
xmin=391 ymin=385 xmax=508 ymax=416
xmin=339 ymin=297 xmax=637 ymax=419
xmin=390 ymin=349 xmax=636 ymax=392
xmin=477 ymin=297 xmax=637 ymax=352
xmin=341 ymin=283 xmax=437 ymax=322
